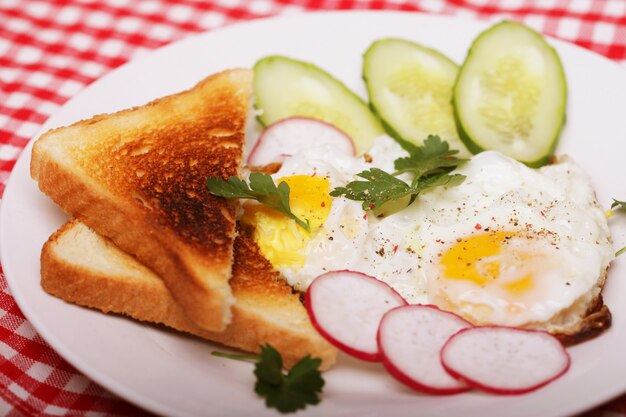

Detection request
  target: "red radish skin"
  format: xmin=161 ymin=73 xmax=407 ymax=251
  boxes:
xmin=377 ymin=305 xmax=473 ymax=395
xmin=247 ymin=117 xmax=356 ymax=166
xmin=440 ymin=326 xmax=571 ymax=395
xmin=305 ymin=270 xmax=407 ymax=362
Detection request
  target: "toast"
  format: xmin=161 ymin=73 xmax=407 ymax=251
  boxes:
xmin=31 ymin=69 xmax=252 ymax=331
xmin=41 ymin=219 xmax=337 ymax=370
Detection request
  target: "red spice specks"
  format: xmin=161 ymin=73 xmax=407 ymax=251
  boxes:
xmin=436 ymin=239 xmax=441 ymax=243
xmin=321 ymin=201 xmax=326 ymax=207
xmin=475 ymin=223 xmax=482 ymax=230
xmin=540 ymin=211 xmax=545 ymax=217
xmin=369 ymin=203 xmax=376 ymax=209
xmin=363 ymin=213 xmax=367 ymax=220
xmin=393 ymin=245 xmax=399 ymax=254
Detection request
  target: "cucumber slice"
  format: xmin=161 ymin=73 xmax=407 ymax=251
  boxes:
xmin=254 ymin=56 xmax=384 ymax=154
xmin=363 ymin=38 xmax=469 ymax=156
xmin=453 ymin=21 xmax=567 ymax=167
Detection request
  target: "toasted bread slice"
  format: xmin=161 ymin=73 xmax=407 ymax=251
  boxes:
xmin=41 ymin=219 xmax=337 ymax=370
xmin=31 ymin=69 xmax=252 ymax=331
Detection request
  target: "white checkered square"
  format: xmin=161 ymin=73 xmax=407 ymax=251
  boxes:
xmin=419 ymin=0 xmax=449 ymax=13
xmin=80 ymin=61 xmax=107 ymax=78
xmin=37 ymin=101 xmax=61 ymax=116
xmin=0 ymin=395 xmax=14 ymax=416
xmin=85 ymin=10 xmax=113 ymax=28
xmin=605 ymin=0 xmax=626 ymax=17
xmin=6 ymin=17 xmax=31 ymax=33
xmin=69 ymin=32 xmax=94 ymax=51
xmin=99 ymin=38 xmax=126 ymax=57
xmin=0 ymin=38 xmax=11 ymax=56
xmin=199 ymin=12 xmax=227 ymax=29
xmin=64 ymin=374 xmax=92 ymax=394
xmin=522 ymin=14 xmax=546 ymax=33
xmin=248 ymin=0 xmax=277 ymax=14
xmin=15 ymin=45 xmax=43 ymax=65
xmin=116 ymin=16 xmax=143 ymax=33
xmin=168 ymin=4 xmax=194 ymax=22
xmin=15 ymin=120 xmax=41 ymax=139
xmin=57 ymin=6 xmax=83 ymax=25
xmin=25 ymin=362 xmax=54 ymax=383
xmin=137 ymin=0 xmax=161 ymax=14
xmin=13 ymin=322 xmax=38 ymax=340
xmin=27 ymin=71 xmax=55 ymax=88
xmin=5 ymin=92 xmax=30 ymax=109
xmin=592 ymin=22 xmax=616 ymax=44
xmin=38 ymin=28 xmax=65 ymax=44
xmin=57 ymin=79 xmax=85 ymax=97
xmin=43 ymin=405 xmax=70 ymax=416
xmin=8 ymin=382 xmax=29 ymax=400
xmin=568 ymin=0 xmax=592 ymax=13
xmin=556 ymin=17 xmax=581 ymax=40
xmin=0 ymin=144 xmax=22 ymax=161
xmin=25 ymin=1 xmax=54 ymax=19
xmin=499 ymin=0 xmax=525 ymax=9
xmin=0 ymin=68 xmax=21 ymax=84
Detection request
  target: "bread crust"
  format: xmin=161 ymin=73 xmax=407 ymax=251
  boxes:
xmin=41 ymin=220 xmax=337 ymax=370
xmin=31 ymin=69 xmax=252 ymax=331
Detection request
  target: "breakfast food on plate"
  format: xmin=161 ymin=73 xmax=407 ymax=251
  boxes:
xmin=247 ymin=117 xmax=356 ymax=167
xmin=453 ymin=21 xmax=567 ymax=167
xmin=253 ymin=55 xmax=384 ymax=153
xmin=31 ymin=68 xmax=252 ymax=332
xmin=440 ymin=326 xmax=571 ymax=394
xmin=377 ymin=305 xmax=472 ymax=395
xmin=363 ymin=38 xmax=470 ymax=156
xmin=305 ymin=270 xmax=407 ymax=361
xmin=31 ymin=18 xmax=616 ymax=407
xmin=224 ymin=128 xmax=613 ymax=344
xmin=40 ymin=219 xmax=337 ymax=370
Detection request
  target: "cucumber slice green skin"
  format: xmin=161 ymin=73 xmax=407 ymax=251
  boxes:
xmin=253 ymin=56 xmax=384 ymax=154
xmin=453 ymin=21 xmax=567 ymax=168
xmin=363 ymin=38 xmax=469 ymax=156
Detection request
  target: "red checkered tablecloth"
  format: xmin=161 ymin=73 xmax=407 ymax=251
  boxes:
xmin=1 ymin=1 xmax=625 ymax=416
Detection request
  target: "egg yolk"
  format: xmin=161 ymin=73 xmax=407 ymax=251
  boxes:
xmin=440 ymin=230 xmax=534 ymax=294
xmin=242 ymin=175 xmax=332 ymax=268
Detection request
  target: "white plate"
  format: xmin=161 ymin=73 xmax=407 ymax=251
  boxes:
xmin=2 ymin=11 xmax=626 ymax=417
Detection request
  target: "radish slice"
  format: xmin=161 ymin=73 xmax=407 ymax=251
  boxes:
xmin=247 ymin=117 xmax=356 ymax=166
xmin=305 ymin=270 xmax=407 ymax=361
xmin=441 ymin=327 xmax=571 ymax=395
xmin=378 ymin=305 xmax=472 ymax=395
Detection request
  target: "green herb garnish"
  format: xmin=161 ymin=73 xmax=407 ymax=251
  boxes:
xmin=207 ymin=172 xmax=309 ymax=231
xmin=212 ymin=345 xmax=324 ymax=413
xmin=331 ymin=135 xmax=466 ymax=210
xmin=610 ymin=198 xmax=625 ymax=256
xmin=611 ymin=199 xmax=626 ymax=211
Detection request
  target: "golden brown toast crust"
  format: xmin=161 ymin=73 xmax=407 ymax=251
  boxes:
xmin=41 ymin=220 xmax=337 ymax=370
xmin=31 ymin=69 xmax=252 ymax=331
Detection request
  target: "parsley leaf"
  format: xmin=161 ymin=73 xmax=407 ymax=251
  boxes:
xmin=331 ymin=135 xmax=466 ymax=211
xmin=331 ymin=168 xmax=465 ymax=210
xmin=394 ymin=135 xmax=466 ymax=178
xmin=611 ymin=199 xmax=626 ymax=211
xmin=617 ymin=246 xmax=626 ymax=257
xmin=207 ymin=172 xmax=309 ymax=231
xmin=212 ymin=345 xmax=324 ymax=413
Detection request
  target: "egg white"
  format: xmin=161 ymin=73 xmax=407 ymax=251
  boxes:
xmin=247 ymin=135 xmax=613 ymax=330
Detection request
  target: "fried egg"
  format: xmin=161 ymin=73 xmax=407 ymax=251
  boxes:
xmin=243 ymin=134 xmax=613 ymax=330
xmin=398 ymin=151 xmax=614 ymax=327
xmin=242 ymin=136 xmax=425 ymax=293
